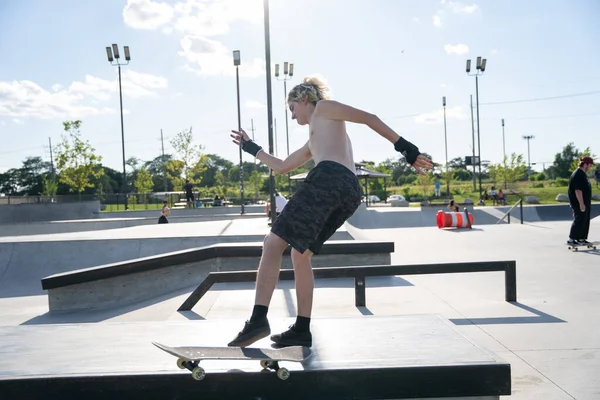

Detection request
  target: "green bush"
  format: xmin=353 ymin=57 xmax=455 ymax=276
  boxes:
xmin=532 ymin=182 xmax=544 ymax=188
xmin=536 ymin=173 xmax=546 ymax=181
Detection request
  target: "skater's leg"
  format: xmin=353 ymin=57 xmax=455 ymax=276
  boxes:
xmin=291 ymin=248 xmax=314 ymax=318
xmin=254 ymin=232 xmax=289 ymax=306
xmin=227 ymin=232 xmax=288 ymax=347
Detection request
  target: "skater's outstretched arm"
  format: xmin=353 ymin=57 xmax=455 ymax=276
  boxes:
xmin=314 ymin=100 xmax=433 ymax=173
xmin=231 ymin=129 xmax=312 ymax=175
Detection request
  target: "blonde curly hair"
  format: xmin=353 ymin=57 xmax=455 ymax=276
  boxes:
xmin=287 ymin=75 xmax=332 ymax=105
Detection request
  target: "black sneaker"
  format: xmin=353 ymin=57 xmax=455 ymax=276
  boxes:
xmin=567 ymin=239 xmax=579 ymax=246
xmin=228 ymin=318 xmax=271 ymax=347
xmin=577 ymin=239 xmax=590 ymax=245
xmin=270 ymin=325 xmax=312 ymax=347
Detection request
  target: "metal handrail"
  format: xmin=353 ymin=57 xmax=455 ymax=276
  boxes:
xmin=496 ymin=197 xmax=524 ymax=224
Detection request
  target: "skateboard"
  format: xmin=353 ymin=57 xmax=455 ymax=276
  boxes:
xmin=567 ymin=241 xmax=598 ymax=251
xmin=152 ymin=342 xmax=312 ymax=381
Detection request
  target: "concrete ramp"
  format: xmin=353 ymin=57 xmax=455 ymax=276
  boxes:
xmin=0 ymin=219 xmax=353 ymax=299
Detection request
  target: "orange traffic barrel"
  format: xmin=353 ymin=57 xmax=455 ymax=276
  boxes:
xmin=436 ymin=210 xmax=474 ymax=229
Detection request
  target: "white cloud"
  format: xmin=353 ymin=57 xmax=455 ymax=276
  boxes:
xmin=444 ymin=43 xmax=469 ymax=55
xmin=0 ymin=70 xmax=168 ymax=120
xmin=433 ymin=1 xmax=478 ymax=27
xmin=245 ymin=100 xmax=266 ymax=109
xmin=413 ymin=106 xmax=467 ymax=125
xmin=123 ymin=0 xmax=174 ymax=29
xmin=446 ymin=1 xmax=478 ymax=14
xmin=179 ymin=36 xmax=265 ymax=77
xmin=123 ymin=0 xmax=265 ymax=78
xmin=12 ymin=118 xmax=24 ymax=124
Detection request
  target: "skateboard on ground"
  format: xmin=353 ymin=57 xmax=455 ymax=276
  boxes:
xmin=152 ymin=342 xmax=312 ymax=381
xmin=567 ymin=241 xmax=598 ymax=251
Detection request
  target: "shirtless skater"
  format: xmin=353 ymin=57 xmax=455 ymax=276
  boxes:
xmin=228 ymin=75 xmax=432 ymax=348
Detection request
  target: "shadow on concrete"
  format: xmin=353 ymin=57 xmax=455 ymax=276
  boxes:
xmin=358 ymin=307 xmax=374 ymax=316
xmin=450 ymin=302 xmax=566 ymax=325
xmin=442 ymin=228 xmax=485 ymax=233
xmin=20 ymin=284 xmax=198 ymax=325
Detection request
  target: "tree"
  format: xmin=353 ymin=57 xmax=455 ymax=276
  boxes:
xmin=170 ymin=127 xmax=208 ymax=185
xmin=55 ymin=120 xmax=104 ymax=198
xmin=493 ymin=153 xmax=527 ymax=186
xmin=569 ymin=146 xmax=596 ymax=173
xmin=134 ymin=165 xmax=154 ymax=204
xmin=551 ymin=143 xmax=579 ymax=178
xmin=416 ymin=172 xmax=434 ymax=198
xmin=248 ymin=170 xmax=264 ymax=199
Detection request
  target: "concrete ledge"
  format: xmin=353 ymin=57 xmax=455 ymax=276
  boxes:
xmin=41 ymin=240 xmax=394 ymax=311
xmin=0 ymin=315 xmax=510 ymax=399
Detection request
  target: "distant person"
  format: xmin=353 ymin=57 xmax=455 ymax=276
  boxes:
xmin=265 ymin=191 xmax=288 ymax=225
xmin=447 ymin=200 xmax=459 ymax=212
xmin=434 ymin=181 xmax=441 ymax=197
xmin=497 ymin=189 xmax=506 ymax=205
xmin=567 ymin=156 xmax=594 ymax=246
xmin=489 ymin=186 xmax=497 ymax=206
xmin=158 ymin=200 xmax=170 ymax=224
xmin=184 ymin=180 xmax=195 ymax=208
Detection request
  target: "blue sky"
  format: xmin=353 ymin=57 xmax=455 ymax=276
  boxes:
xmin=1 ymin=0 xmax=599 ymax=174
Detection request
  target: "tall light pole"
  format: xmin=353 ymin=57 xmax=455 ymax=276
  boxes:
xmin=502 ymin=119 xmax=507 ymax=190
xmin=470 ymin=94 xmax=477 ymax=191
xmin=466 ymin=56 xmax=487 ymax=205
xmin=442 ymin=96 xmax=449 ymax=196
xmin=106 ymin=44 xmax=131 ymax=210
xmin=275 ymin=62 xmax=294 ymax=196
xmin=233 ymin=50 xmax=245 ymax=214
xmin=523 ymin=135 xmax=535 ymax=180
xmin=263 ymin=0 xmax=277 ymax=223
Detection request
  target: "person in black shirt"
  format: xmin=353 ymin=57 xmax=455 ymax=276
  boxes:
xmin=184 ymin=179 xmax=195 ymax=209
xmin=567 ymin=156 xmax=594 ymax=246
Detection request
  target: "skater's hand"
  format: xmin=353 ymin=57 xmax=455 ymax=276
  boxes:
xmin=231 ymin=129 xmax=263 ymax=157
xmin=230 ymin=129 xmax=251 ymax=146
xmin=581 ymin=204 xmax=586 ymax=212
xmin=411 ymin=154 xmax=434 ymax=175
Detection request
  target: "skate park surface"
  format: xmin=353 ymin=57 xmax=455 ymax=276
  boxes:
xmin=0 ymin=203 xmax=599 ymax=399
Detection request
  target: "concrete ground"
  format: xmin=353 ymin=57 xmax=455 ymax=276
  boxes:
xmin=0 ymin=211 xmax=598 ymax=399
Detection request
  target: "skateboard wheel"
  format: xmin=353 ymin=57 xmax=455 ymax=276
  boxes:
xmin=276 ymin=367 xmax=290 ymax=380
xmin=260 ymin=360 xmax=269 ymax=369
xmin=176 ymin=358 xmax=187 ymax=370
xmin=191 ymin=366 xmax=206 ymax=381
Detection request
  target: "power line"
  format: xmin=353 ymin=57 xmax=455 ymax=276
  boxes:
xmin=480 ymin=90 xmax=600 ymax=105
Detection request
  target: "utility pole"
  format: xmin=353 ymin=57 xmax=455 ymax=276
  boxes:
xmin=470 ymin=95 xmax=477 ymax=191
xmin=502 ymin=119 xmax=507 ymax=190
xmin=160 ymin=129 xmax=167 ymax=192
xmin=249 ymin=119 xmax=257 ymax=164
xmin=48 ymin=137 xmax=55 ymax=183
xmin=522 ymin=135 xmax=535 ymax=180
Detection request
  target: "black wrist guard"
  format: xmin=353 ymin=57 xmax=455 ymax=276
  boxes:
xmin=394 ymin=137 xmax=420 ymax=165
xmin=241 ymin=137 xmax=262 ymax=157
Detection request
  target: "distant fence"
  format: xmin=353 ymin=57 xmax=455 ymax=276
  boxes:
xmin=0 ymin=193 xmax=265 ymax=212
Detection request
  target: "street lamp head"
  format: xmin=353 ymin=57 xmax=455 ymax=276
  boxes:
xmin=274 ymin=63 xmax=280 ymax=77
xmin=502 ymin=118 xmax=504 ymax=127
xmin=112 ymin=44 xmax=120 ymax=60
xmin=480 ymin=58 xmax=487 ymax=72
xmin=106 ymin=46 xmax=114 ymax=62
xmin=289 ymin=63 xmax=294 ymax=77
xmin=466 ymin=59 xmax=471 ymax=73
xmin=284 ymin=62 xmax=289 ymax=76
xmin=124 ymin=46 xmax=131 ymax=61
xmin=442 ymin=96 xmax=446 ymax=106
xmin=233 ymin=50 xmax=241 ymax=66
xmin=476 ymin=56 xmax=482 ymax=70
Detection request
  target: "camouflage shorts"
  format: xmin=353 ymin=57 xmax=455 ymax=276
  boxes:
xmin=271 ymin=161 xmax=362 ymax=254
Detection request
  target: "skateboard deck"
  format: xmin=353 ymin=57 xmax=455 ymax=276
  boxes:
xmin=153 ymin=342 xmax=312 ymax=381
xmin=567 ymin=241 xmax=598 ymax=251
